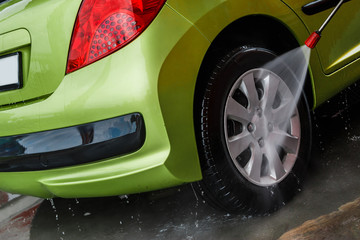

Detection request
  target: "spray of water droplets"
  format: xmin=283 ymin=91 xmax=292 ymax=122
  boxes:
xmin=256 ymin=45 xmax=311 ymax=183
xmin=259 ymin=45 xmax=311 ymax=121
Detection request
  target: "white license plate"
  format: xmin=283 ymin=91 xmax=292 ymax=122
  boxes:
xmin=0 ymin=53 xmax=21 ymax=91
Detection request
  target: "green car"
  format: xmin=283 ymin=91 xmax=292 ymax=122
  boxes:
xmin=0 ymin=0 xmax=359 ymax=213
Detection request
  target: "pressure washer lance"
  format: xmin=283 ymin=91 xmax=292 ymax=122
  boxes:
xmin=305 ymin=0 xmax=345 ymax=48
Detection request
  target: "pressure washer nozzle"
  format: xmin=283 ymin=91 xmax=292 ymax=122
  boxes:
xmin=305 ymin=31 xmax=321 ymax=49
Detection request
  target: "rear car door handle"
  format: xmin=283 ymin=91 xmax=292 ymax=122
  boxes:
xmin=302 ymin=0 xmax=351 ymax=15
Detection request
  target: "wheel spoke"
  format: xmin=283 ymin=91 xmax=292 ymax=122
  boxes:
xmin=272 ymin=97 xmax=295 ymax=124
xmin=269 ymin=130 xmax=299 ymax=154
xmin=242 ymin=73 xmax=259 ymax=109
xmin=264 ymin=144 xmax=286 ymax=180
xmin=227 ymin=132 xmax=253 ymax=158
xmin=283 ymin=154 xmax=297 ymax=172
xmin=245 ymin=145 xmax=263 ymax=183
xmin=226 ymin=97 xmax=252 ymax=122
xmin=262 ymin=74 xmax=280 ymax=114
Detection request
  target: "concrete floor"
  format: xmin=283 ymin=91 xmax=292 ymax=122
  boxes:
xmin=30 ymin=100 xmax=360 ymax=240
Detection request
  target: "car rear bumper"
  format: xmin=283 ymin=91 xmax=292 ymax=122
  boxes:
xmin=0 ymin=5 xmax=205 ymax=198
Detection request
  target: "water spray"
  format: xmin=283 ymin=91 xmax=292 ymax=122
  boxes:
xmin=305 ymin=0 xmax=345 ymax=48
xmin=229 ymin=0 xmax=347 ymax=188
xmin=250 ymin=1 xmax=347 ymax=184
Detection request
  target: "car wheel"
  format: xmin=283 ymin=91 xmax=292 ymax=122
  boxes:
xmin=195 ymin=46 xmax=312 ymax=214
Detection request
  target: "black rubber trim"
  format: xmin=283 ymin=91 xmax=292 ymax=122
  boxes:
xmin=0 ymin=52 xmax=23 ymax=92
xmin=302 ymin=0 xmax=351 ymax=15
xmin=0 ymin=113 xmax=145 ymax=172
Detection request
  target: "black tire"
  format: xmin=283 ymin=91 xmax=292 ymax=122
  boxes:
xmin=194 ymin=46 xmax=312 ymax=214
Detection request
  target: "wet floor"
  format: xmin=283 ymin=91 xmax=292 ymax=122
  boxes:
xmin=30 ymin=97 xmax=360 ymax=240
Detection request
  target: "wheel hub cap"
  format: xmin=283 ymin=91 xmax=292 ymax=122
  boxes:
xmin=224 ymin=69 xmax=301 ymax=186
xmin=251 ymin=109 xmax=269 ymax=140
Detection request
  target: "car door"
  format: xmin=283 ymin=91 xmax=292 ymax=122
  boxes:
xmin=281 ymin=0 xmax=360 ymax=75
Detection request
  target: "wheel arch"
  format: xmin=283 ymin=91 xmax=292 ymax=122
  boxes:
xmin=156 ymin=11 xmax=314 ymax=183
xmin=194 ymin=15 xmax=315 ymax=122
xmin=192 ymin=15 xmax=314 ymax=213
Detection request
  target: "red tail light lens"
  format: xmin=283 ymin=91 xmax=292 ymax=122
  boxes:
xmin=66 ymin=0 xmax=166 ymax=74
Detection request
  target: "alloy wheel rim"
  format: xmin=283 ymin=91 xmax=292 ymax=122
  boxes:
xmin=224 ymin=68 xmax=301 ymax=187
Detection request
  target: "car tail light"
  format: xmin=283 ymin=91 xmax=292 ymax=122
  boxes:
xmin=66 ymin=0 xmax=166 ymax=74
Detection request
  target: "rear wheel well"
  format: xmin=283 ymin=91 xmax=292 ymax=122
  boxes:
xmin=192 ymin=15 xmax=313 ymax=213
xmin=194 ymin=15 xmax=314 ymax=112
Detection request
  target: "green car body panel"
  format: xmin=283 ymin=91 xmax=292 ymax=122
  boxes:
xmin=282 ymin=0 xmax=360 ymax=106
xmin=0 ymin=0 xmax=358 ymax=198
